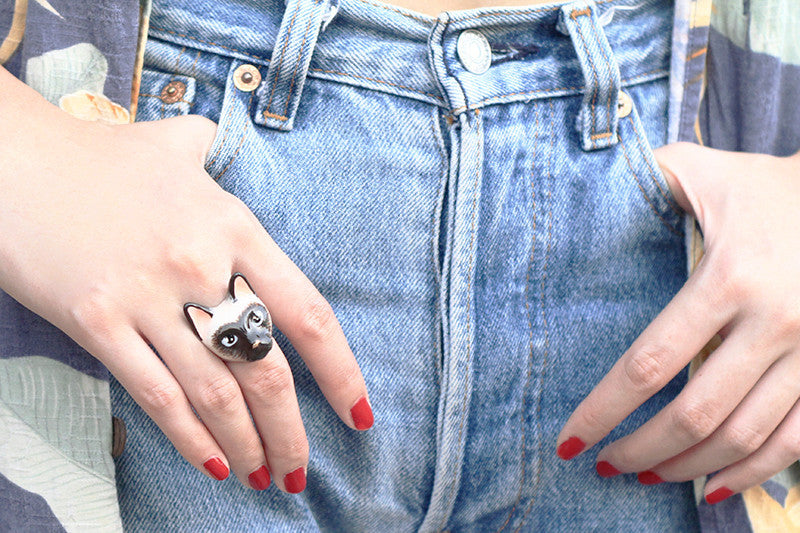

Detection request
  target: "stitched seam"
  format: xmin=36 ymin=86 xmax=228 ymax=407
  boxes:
xmin=266 ymin=0 xmax=302 ymax=114
xmin=496 ymin=102 xmax=539 ymax=533
xmin=149 ymin=26 xmax=272 ymax=63
xmin=205 ymin=82 xmax=239 ymax=170
xmin=515 ymin=99 xmax=556 ymax=533
xmin=571 ymin=7 xmax=591 ymax=18
xmin=687 ymin=47 xmax=707 ymax=61
xmin=172 ymin=45 xmax=187 ymax=74
xmin=430 ymin=111 xmax=447 ymax=391
xmin=456 ymin=0 xmax=616 ymax=23
xmin=188 ymin=50 xmax=202 ymax=77
xmin=587 ymin=12 xmax=614 ymax=143
xmin=627 ymin=115 xmax=682 ymax=216
xmin=283 ymin=0 xmax=322 ymax=117
xmin=440 ymin=110 xmax=482 ymax=531
xmin=572 ymin=15 xmax=601 ymax=143
xmin=590 ymin=132 xmax=612 ymax=140
xmin=138 ymin=93 xmax=192 ymax=105
xmin=352 ymin=0 xmax=431 ymax=23
xmin=310 ymin=67 xmax=443 ymax=102
xmin=619 ymin=132 xmax=680 ymax=236
xmin=216 ymin=92 xmax=254 ymax=181
xmin=263 ymin=111 xmax=289 ymax=121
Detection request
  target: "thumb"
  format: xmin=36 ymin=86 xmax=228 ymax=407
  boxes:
xmin=127 ymin=114 xmax=219 ymax=167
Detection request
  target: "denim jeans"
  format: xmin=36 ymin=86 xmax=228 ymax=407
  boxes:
xmin=113 ymin=0 xmax=699 ymax=530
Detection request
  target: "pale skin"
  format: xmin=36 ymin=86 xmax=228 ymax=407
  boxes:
xmin=2 ymin=0 xmax=799 ymax=507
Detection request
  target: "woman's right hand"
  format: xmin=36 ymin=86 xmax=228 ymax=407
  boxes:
xmin=0 ymin=67 xmax=372 ymax=493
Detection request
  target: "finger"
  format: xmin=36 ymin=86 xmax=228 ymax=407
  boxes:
xmin=596 ymin=321 xmax=777 ymax=474
xmin=638 ymin=352 xmax=800 ymax=483
xmin=228 ymin=342 xmax=308 ymax=493
xmin=556 ymin=261 xmax=731 ymax=459
xmin=144 ymin=322 xmax=269 ymax=490
xmin=235 ymin=241 xmax=373 ymax=432
xmin=701 ymin=395 xmax=800 ymax=505
xmin=93 ymin=327 xmax=231 ymax=482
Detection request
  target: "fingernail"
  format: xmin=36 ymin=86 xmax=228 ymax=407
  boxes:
xmin=248 ymin=465 xmax=271 ymax=491
xmin=350 ymin=396 xmax=374 ymax=431
xmin=284 ymin=467 xmax=306 ymax=494
xmin=706 ymin=487 xmax=734 ymax=505
xmin=203 ymin=457 xmax=229 ymax=481
xmin=637 ymin=471 xmax=664 ymax=485
xmin=557 ymin=436 xmax=585 ymax=460
xmin=596 ymin=461 xmax=621 ymax=478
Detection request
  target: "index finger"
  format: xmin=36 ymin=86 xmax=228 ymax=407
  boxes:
xmin=556 ymin=263 xmax=730 ymax=459
xmin=236 ymin=216 xmax=373 ymax=432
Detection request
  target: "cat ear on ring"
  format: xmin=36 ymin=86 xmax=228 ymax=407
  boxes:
xmin=229 ymin=272 xmax=256 ymax=300
xmin=184 ymin=303 xmax=213 ymax=340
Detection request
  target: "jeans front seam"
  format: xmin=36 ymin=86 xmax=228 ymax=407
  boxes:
xmin=495 ymin=101 xmax=540 ymax=533
xmin=265 ymin=0 xmax=302 ymax=116
xmin=439 ymin=109 xmax=483 ymax=532
xmin=149 ymin=26 xmax=273 ymax=63
xmin=205 ymin=78 xmax=239 ymax=171
xmin=351 ymin=0 xmax=432 ymax=23
xmin=430 ymin=109 xmax=448 ymax=391
xmin=618 ymin=130 xmax=681 ymax=236
xmin=280 ymin=0 xmax=324 ymax=118
xmin=514 ymin=99 xmax=556 ymax=533
xmin=215 ymin=92 xmax=254 ymax=181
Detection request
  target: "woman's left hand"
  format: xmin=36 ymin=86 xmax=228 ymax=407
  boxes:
xmin=556 ymin=142 xmax=800 ymax=505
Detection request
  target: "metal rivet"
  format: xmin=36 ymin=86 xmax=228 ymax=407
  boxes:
xmin=160 ymin=80 xmax=186 ymax=104
xmin=457 ymin=29 xmax=492 ymax=75
xmin=233 ymin=64 xmax=262 ymax=92
xmin=618 ymin=91 xmax=633 ymax=118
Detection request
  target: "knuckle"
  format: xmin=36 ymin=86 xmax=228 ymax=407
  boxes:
xmin=672 ymin=400 xmax=719 ymax=443
xmin=777 ymin=432 xmax=800 ymax=457
xmin=713 ymin=255 xmax=755 ymax=305
xmin=70 ymin=285 xmax=117 ymax=337
xmin=245 ymin=362 xmax=294 ymax=398
xmin=275 ymin=433 xmax=309 ymax=464
xmin=162 ymin=243 xmax=217 ymax=290
xmin=139 ymin=381 xmax=183 ymax=413
xmin=197 ymin=375 xmax=241 ymax=414
xmin=624 ymin=346 xmax=674 ymax=394
xmin=297 ymin=296 xmax=337 ymax=342
xmin=578 ymin=404 xmax=613 ymax=436
xmin=721 ymin=424 xmax=765 ymax=457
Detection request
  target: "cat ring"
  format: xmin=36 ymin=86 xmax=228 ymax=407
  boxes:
xmin=184 ymin=273 xmax=275 ymax=362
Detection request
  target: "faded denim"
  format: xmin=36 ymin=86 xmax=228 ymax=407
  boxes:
xmin=112 ymin=0 xmax=699 ymax=530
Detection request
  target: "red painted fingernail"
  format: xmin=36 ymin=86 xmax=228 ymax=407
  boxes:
xmin=596 ymin=461 xmax=622 ymax=478
xmin=248 ymin=466 xmax=271 ymax=491
xmin=350 ymin=396 xmax=374 ymax=431
xmin=203 ymin=457 xmax=229 ymax=481
xmin=637 ymin=471 xmax=664 ymax=485
xmin=284 ymin=467 xmax=306 ymax=494
xmin=706 ymin=487 xmax=734 ymax=505
xmin=557 ymin=436 xmax=585 ymax=460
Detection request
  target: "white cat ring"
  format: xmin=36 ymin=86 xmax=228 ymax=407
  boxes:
xmin=184 ymin=273 xmax=274 ymax=362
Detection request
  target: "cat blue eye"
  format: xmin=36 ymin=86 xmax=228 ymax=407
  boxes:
xmin=221 ymin=333 xmax=238 ymax=347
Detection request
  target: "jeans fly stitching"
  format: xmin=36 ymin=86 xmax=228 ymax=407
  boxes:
xmin=172 ymin=45 xmax=187 ymax=75
xmin=430 ymin=110 xmax=447 ymax=390
xmin=282 ymin=0 xmax=323 ymax=117
xmin=266 ymin=0 xmax=302 ymax=115
xmin=216 ymin=92 xmax=254 ymax=181
xmin=515 ymin=98 xmax=555 ymax=533
xmin=440 ymin=110 xmax=482 ymax=531
xmin=627 ymin=115 xmax=682 ymax=216
xmin=619 ymin=132 xmax=681 ymax=236
xmin=496 ymin=101 xmax=539 ymax=533
xmin=311 ymin=67 xmax=444 ymax=102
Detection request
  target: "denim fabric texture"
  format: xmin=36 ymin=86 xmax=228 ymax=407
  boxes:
xmin=114 ymin=0 xmax=698 ymax=530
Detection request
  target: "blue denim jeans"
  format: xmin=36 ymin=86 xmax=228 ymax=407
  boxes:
xmin=113 ymin=0 xmax=699 ymax=530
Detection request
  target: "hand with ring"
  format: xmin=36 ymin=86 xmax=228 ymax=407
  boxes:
xmin=0 ymin=71 xmax=373 ymax=493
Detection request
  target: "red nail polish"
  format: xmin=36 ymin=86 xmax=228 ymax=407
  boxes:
xmin=350 ymin=397 xmax=374 ymax=431
xmin=706 ymin=487 xmax=734 ymax=505
xmin=596 ymin=461 xmax=622 ymax=478
xmin=284 ymin=467 xmax=306 ymax=494
xmin=557 ymin=436 xmax=585 ymax=460
xmin=637 ymin=471 xmax=664 ymax=485
xmin=248 ymin=466 xmax=271 ymax=491
xmin=203 ymin=457 xmax=229 ymax=481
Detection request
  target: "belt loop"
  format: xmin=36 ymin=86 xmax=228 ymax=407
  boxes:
xmin=256 ymin=0 xmax=334 ymax=131
xmin=558 ymin=1 xmax=621 ymax=151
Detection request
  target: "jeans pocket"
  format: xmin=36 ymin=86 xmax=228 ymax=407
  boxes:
xmin=615 ymin=101 xmax=683 ymax=236
xmin=135 ymin=68 xmax=197 ymax=120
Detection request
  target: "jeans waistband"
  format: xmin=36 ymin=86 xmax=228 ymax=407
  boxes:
xmin=149 ymin=0 xmax=672 ymax=117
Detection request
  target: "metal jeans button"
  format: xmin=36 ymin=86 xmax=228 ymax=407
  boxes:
xmin=457 ymin=29 xmax=491 ymax=75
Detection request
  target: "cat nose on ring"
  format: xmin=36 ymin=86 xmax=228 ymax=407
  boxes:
xmin=249 ymin=338 xmax=274 ymax=361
